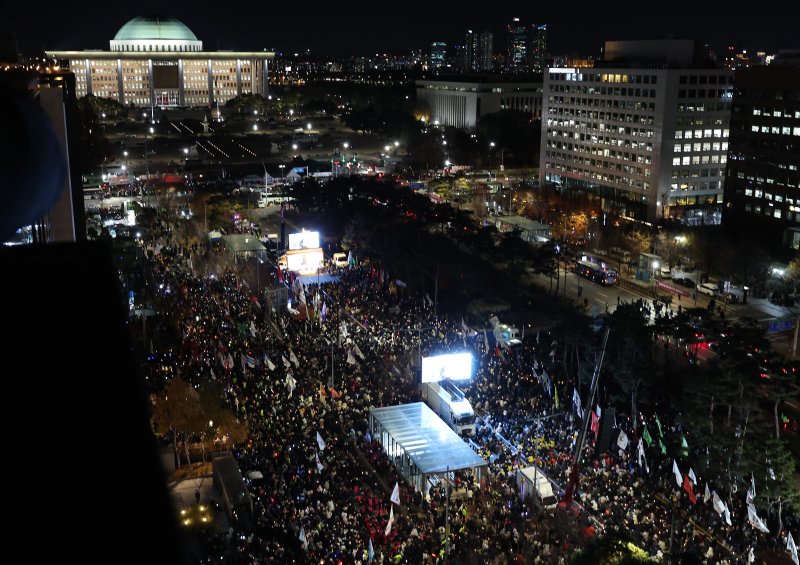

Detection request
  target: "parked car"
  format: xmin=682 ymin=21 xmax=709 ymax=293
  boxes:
xmin=674 ymin=277 xmax=697 ymax=289
xmin=660 ymin=266 xmax=672 ymax=278
xmin=698 ymin=282 xmax=719 ymax=297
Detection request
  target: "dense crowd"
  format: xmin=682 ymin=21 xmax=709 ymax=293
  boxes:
xmin=141 ymin=244 xmax=792 ymax=564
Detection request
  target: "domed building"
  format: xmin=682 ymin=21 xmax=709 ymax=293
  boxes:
xmin=47 ymin=16 xmax=273 ymax=108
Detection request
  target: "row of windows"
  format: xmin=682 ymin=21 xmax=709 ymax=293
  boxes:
xmin=672 ymin=155 xmax=728 ymax=166
xmin=549 ymin=72 xmax=659 ymax=84
xmin=743 ymin=204 xmax=799 ymax=222
xmin=744 ymin=188 xmax=797 ymax=202
xmin=546 ymin=118 xmax=655 ymax=138
xmin=673 ymin=141 xmax=728 ymax=153
xmin=750 ymin=125 xmax=800 ymax=136
xmin=548 ymin=107 xmax=655 ymax=126
xmin=675 ymin=129 xmax=727 ymax=139
xmin=549 ymin=84 xmax=658 ymax=98
xmin=751 ymin=108 xmax=800 ymax=118
xmin=678 ymin=89 xmax=733 ymax=99
xmin=544 ymin=157 xmax=651 ymax=191
xmin=671 ymin=194 xmax=721 ymax=206
xmin=676 ymin=102 xmax=730 ymax=113
xmin=679 ymin=74 xmax=732 ymax=85
xmin=676 ymin=115 xmax=727 ymax=127
xmin=671 ymin=167 xmax=726 ymax=180
xmin=671 ymin=180 xmax=722 ymax=192
xmin=547 ymin=140 xmax=653 ymax=166
xmin=547 ymin=96 xmax=656 ymax=112
xmin=735 ymin=170 xmax=800 ymax=185
xmin=546 ymin=128 xmax=654 ymax=151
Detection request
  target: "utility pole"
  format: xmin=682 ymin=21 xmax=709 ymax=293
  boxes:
xmin=445 ymin=464 xmax=450 ymax=563
xmin=563 ymin=326 xmax=610 ymax=505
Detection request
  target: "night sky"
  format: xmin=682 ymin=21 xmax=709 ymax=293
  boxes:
xmin=3 ymin=1 xmax=798 ymax=58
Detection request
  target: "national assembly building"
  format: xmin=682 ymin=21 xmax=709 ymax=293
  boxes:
xmin=46 ymin=16 xmax=274 ymax=108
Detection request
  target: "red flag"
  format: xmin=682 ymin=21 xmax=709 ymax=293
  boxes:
xmin=683 ymin=474 xmax=696 ymax=504
xmin=329 ymin=387 xmax=341 ymax=399
xmin=277 ymin=266 xmax=284 ymax=283
xmin=590 ymin=410 xmax=600 ymax=439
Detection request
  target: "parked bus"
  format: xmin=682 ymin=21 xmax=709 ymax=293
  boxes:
xmin=575 ymin=254 xmax=618 ymax=286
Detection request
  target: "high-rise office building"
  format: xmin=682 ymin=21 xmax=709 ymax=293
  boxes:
xmin=430 ymin=42 xmax=447 ymax=69
xmin=529 ymin=24 xmax=547 ymax=73
xmin=540 ymin=39 xmax=734 ymax=223
xmin=723 ymin=60 xmax=800 ymax=250
xmin=507 ymin=18 xmax=528 ymax=70
xmin=46 ymin=16 xmax=274 ymax=109
xmin=478 ymin=32 xmax=494 ymax=72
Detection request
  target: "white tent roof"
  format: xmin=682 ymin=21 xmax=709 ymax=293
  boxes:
xmin=370 ymin=402 xmax=486 ymax=475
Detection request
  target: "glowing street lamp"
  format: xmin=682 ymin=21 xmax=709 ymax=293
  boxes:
xmin=253 ymin=124 xmax=258 ymax=131
xmin=292 ymin=143 xmax=298 ymax=151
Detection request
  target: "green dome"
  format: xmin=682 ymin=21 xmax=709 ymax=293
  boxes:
xmin=114 ymin=16 xmax=198 ymax=42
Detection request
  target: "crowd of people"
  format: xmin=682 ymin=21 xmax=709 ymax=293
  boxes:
xmin=139 ymin=242 xmax=793 ymax=564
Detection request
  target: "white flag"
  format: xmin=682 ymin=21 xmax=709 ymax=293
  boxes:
xmin=747 ymin=473 xmax=756 ymax=505
xmin=289 ymin=350 xmax=299 ymax=368
xmin=483 ymin=329 xmax=489 ymax=350
xmin=347 ymin=350 xmax=358 ymax=365
xmin=704 ymin=483 xmax=712 ymax=504
xmin=723 ymin=504 xmax=732 ymax=526
xmin=316 ymin=431 xmax=326 ymax=451
xmin=249 ymin=320 xmax=257 ymax=337
xmin=225 ymin=352 xmax=234 ymax=370
xmin=285 ymin=374 xmax=296 ymax=398
xmin=688 ymin=467 xmax=697 ymax=485
xmin=572 ymin=388 xmax=583 ymax=419
xmin=282 ymin=355 xmax=291 ymax=368
xmin=340 ymin=321 xmax=348 ymax=338
xmin=299 ymin=526 xmax=308 ymax=549
xmin=747 ymin=503 xmax=770 ymax=533
xmin=672 ymin=460 xmax=682 ymax=487
xmin=390 ymin=482 xmax=400 ymax=505
xmin=637 ymin=438 xmax=649 ymax=473
xmin=712 ymin=491 xmax=726 ymax=515
xmin=316 ymin=451 xmax=324 ymax=473
xmin=787 ymin=532 xmax=799 ymax=565
xmin=354 ymin=344 xmax=365 ymax=360
xmin=368 ymin=537 xmax=374 ymax=562
xmin=385 ymin=506 xmax=394 ymax=536
xmin=265 ymin=354 xmax=276 ymax=371
xmin=616 ymin=430 xmax=629 ymax=451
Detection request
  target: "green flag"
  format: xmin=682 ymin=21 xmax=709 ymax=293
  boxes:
xmin=655 ymin=414 xmax=664 ymax=438
xmin=680 ymin=435 xmax=689 ymax=456
xmin=554 ymin=388 xmax=560 ymax=409
xmin=643 ymin=426 xmax=653 ymax=447
xmin=659 ymin=439 xmax=667 ymax=455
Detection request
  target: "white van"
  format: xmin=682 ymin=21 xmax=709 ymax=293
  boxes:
xmin=332 ymin=252 xmax=348 ymax=268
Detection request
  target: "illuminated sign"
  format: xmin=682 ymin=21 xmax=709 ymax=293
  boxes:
xmin=421 ymin=352 xmax=473 ymax=383
xmin=288 ymin=231 xmax=320 ymax=250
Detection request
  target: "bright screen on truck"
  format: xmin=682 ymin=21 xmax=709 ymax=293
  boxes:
xmin=288 ymin=231 xmax=320 ymax=250
xmin=421 ymin=352 xmax=473 ymax=383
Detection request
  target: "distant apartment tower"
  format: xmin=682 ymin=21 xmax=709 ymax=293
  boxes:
xmin=507 ymin=18 xmax=528 ymax=70
xmin=465 ymin=30 xmax=478 ymax=72
xmin=723 ymin=60 xmax=800 ymax=250
xmin=430 ymin=42 xmax=447 ymax=69
xmin=478 ymin=32 xmax=494 ymax=72
xmin=529 ymin=24 xmax=547 ymax=73
xmin=540 ymin=39 xmax=734 ymax=223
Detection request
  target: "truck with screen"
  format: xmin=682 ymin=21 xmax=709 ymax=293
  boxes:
xmin=422 ymin=380 xmax=476 ymax=436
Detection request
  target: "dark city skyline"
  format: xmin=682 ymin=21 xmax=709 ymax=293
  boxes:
xmin=3 ymin=1 xmax=799 ymax=57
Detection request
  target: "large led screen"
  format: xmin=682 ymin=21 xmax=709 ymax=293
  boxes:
xmin=421 ymin=352 xmax=473 ymax=383
xmin=288 ymin=231 xmax=320 ymax=250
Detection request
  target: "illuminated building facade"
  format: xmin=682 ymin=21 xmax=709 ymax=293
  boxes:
xmin=46 ymin=16 xmax=274 ymax=108
xmin=540 ymin=40 xmax=734 ymax=223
